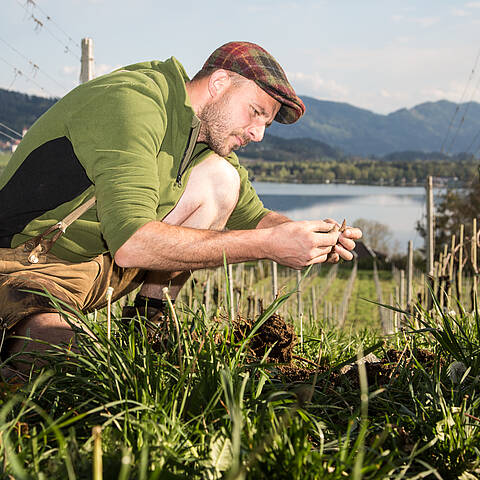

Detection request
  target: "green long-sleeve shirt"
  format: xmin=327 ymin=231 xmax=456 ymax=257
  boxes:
xmin=0 ymin=57 xmax=269 ymax=262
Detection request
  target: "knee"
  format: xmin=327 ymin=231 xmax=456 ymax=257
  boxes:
xmin=192 ymin=154 xmax=240 ymax=211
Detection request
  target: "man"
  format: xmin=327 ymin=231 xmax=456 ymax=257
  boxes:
xmin=0 ymin=41 xmax=361 ymax=362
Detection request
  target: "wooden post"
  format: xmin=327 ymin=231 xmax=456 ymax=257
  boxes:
xmin=80 ymin=38 xmax=95 ymax=83
xmin=391 ymin=292 xmax=397 ymax=333
xmin=447 ymin=234 xmax=456 ymax=310
xmin=248 ymin=267 xmax=254 ymax=290
xmin=228 ymin=264 xmax=235 ymax=320
xmin=426 ymin=176 xmax=435 ymax=276
xmin=271 ymin=261 xmax=278 ymax=300
xmin=258 ymin=261 xmax=265 ymax=279
xmin=458 ymin=224 xmax=464 ymax=303
xmin=299 ymin=313 xmax=304 ymax=353
xmin=426 ymin=176 xmax=434 ymax=309
xmin=204 ymin=274 xmax=211 ymax=313
xmin=406 ymin=241 xmax=413 ymax=311
xmin=472 ymin=219 xmax=478 ymax=309
xmin=438 ymin=251 xmax=444 ymax=311
xmin=399 ymin=269 xmax=405 ymax=309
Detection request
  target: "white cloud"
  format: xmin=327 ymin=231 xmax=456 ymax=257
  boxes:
xmin=452 ymin=8 xmax=469 ymax=16
xmin=292 ymin=43 xmax=476 ymax=113
xmin=420 ymin=82 xmax=466 ymax=102
xmin=411 ymin=16 xmax=440 ymax=27
xmin=466 ymin=1 xmax=480 ymax=7
xmin=391 ymin=13 xmax=440 ymax=28
xmin=95 ymin=64 xmax=118 ymax=76
xmin=286 ymin=71 xmax=350 ymax=99
xmin=62 ymin=66 xmax=77 ymax=75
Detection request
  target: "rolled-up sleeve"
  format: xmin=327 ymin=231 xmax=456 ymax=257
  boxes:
xmin=225 ymin=155 xmax=270 ymax=230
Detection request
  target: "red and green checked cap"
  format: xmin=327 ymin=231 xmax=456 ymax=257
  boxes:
xmin=202 ymin=41 xmax=305 ymax=124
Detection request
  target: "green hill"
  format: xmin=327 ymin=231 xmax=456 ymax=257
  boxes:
xmin=268 ymin=97 xmax=480 ymax=156
xmin=1 ymin=87 xmax=479 ymax=157
xmin=0 ymin=88 xmax=57 ymax=135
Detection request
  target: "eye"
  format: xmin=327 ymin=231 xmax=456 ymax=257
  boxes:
xmin=251 ymin=106 xmax=260 ymax=117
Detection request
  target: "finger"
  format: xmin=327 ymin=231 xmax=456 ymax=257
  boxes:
xmin=341 ymin=227 xmax=363 ymax=240
xmin=337 ymin=236 xmax=356 ymax=251
xmin=326 ymin=251 xmax=340 ymax=263
xmin=304 ymin=220 xmax=338 ymax=233
xmin=313 ymin=246 xmax=334 ymax=257
xmin=312 ymin=231 xmax=340 ymax=247
xmin=323 ymin=218 xmax=340 ymax=226
xmin=334 ymin=244 xmax=354 ymax=261
xmin=307 ymin=253 xmax=329 ymax=265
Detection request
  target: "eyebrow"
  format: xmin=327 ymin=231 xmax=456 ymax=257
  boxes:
xmin=253 ymin=103 xmax=275 ymax=126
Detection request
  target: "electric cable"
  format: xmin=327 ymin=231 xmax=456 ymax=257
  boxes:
xmin=0 ymin=36 xmax=69 ymax=92
xmin=0 ymin=122 xmax=23 ymax=139
xmin=14 ymin=0 xmax=80 ymax=61
xmin=0 ymin=54 xmax=54 ymax=96
xmin=440 ymin=48 xmax=480 ymax=153
xmin=0 ymin=130 xmax=20 ymax=142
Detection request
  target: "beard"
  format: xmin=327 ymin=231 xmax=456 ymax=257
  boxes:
xmin=198 ymin=92 xmax=250 ymax=157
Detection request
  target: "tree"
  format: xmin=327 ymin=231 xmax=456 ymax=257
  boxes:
xmin=353 ymin=218 xmax=397 ymax=254
xmin=416 ymin=167 xmax=480 ymax=255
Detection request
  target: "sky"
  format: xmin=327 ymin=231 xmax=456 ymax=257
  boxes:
xmin=1 ymin=0 xmax=479 ymax=115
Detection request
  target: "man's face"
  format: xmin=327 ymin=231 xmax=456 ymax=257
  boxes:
xmin=199 ymin=78 xmax=281 ymax=157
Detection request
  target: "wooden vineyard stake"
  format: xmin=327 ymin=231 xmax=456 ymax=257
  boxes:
xmin=458 ymin=224 xmax=464 ymax=304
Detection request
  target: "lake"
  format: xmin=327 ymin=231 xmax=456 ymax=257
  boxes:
xmin=253 ymin=182 xmax=427 ymax=252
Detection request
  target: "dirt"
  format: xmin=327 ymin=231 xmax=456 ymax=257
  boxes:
xmin=232 ymin=313 xmax=297 ymax=363
xmin=230 ymin=313 xmax=440 ymax=388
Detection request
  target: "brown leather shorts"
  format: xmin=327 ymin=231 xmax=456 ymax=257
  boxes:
xmin=0 ymin=245 xmax=145 ymax=331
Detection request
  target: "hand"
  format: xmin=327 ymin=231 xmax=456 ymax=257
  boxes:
xmin=266 ymin=220 xmax=340 ymax=269
xmin=324 ymin=218 xmax=363 ymax=263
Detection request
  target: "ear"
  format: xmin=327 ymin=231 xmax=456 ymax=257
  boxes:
xmin=207 ymin=69 xmax=231 ymax=99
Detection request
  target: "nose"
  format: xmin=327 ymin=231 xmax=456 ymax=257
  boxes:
xmin=248 ymin=124 xmax=266 ymax=143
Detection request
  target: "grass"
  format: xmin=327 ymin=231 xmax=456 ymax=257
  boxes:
xmin=1 ymin=265 xmax=480 ymax=479
xmin=0 ymin=151 xmax=12 ymax=175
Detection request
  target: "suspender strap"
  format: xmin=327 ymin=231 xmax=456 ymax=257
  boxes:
xmin=24 ymin=196 xmax=97 ymax=264
xmin=58 ymin=195 xmax=97 ymax=231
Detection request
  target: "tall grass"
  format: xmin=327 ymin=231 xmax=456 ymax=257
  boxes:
xmin=1 ymin=271 xmax=480 ymax=479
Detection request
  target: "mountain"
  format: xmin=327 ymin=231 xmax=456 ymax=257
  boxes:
xmin=268 ymin=97 xmax=480 ymax=156
xmin=1 ymin=87 xmax=479 ymax=157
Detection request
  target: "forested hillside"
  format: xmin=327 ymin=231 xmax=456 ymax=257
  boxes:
xmin=0 ymin=88 xmax=57 ymax=133
xmin=2 ymin=87 xmax=479 ymax=159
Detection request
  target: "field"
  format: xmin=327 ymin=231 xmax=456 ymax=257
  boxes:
xmin=1 ymin=260 xmax=479 ymax=479
xmin=0 ymin=151 xmax=11 ymax=173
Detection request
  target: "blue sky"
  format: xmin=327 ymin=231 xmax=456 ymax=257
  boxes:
xmin=1 ymin=0 xmax=479 ymax=114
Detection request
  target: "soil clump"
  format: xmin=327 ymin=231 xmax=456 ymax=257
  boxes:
xmin=231 ymin=313 xmax=439 ymax=388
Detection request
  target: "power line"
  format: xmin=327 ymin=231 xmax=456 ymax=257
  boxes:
xmin=0 ymin=122 xmax=23 ymax=139
xmin=0 ymin=54 xmax=54 ymax=96
xmin=0 ymin=36 xmax=69 ymax=92
xmin=15 ymin=0 xmax=80 ymax=61
xmin=0 ymin=129 xmax=20 ymax=142
xmin=440 ymin=47 xmax=480 ymax=153
xmin=465 ymin=126 xmax=480 ymax=155
xmin=445 ymin=72 xmax=480 ymax=153
xmin=27 ymin=0 xmax=80 ymax=50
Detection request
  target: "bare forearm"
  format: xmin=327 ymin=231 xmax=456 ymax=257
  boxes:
xmin=256 ymin=211 xmax=292 ymax=228
xmin=115 ymin=216 xmax=357 ymax=271
xmin=115 ymin=221 xmax=269 ymax=270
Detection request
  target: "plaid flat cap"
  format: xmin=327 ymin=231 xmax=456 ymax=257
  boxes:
xmin=202 ymin=41 xmax=305 ymax=124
